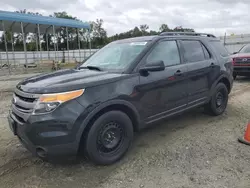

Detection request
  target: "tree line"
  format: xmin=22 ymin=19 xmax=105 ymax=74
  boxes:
xmin=0 ymin=10 xmax=195 ymax=51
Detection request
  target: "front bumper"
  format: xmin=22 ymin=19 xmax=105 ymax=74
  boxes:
xmin=233 ymin=66 xmax=250 ymax=75
xmin=8 ymin=99 xmax=86 ymax=159
xmin=8 ymin=114 xmax=78 ymax=159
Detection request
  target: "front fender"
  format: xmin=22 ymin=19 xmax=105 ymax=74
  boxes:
xmin=75 ymin=99 xmax=141 ymax=144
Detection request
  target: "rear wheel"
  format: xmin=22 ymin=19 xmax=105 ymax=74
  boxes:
xmin=205 ymin=83 xmax=228 ymax=116
xmin=84 ymin=111 xmax=133 ymax=165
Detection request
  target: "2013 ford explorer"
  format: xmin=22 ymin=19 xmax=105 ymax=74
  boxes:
xmin=8 ymin=32 xmax=233 ymax=165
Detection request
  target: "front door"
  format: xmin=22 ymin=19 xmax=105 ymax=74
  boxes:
xmin=136 ymin=40 xmax=189 ymax=123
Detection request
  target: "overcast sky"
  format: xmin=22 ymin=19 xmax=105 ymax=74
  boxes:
xmin=0 ymin=0 xmax=250 ymax=36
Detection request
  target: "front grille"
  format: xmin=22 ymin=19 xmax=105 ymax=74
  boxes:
xmin=15 ymin=104 xmax=29 ymax=111
xmin=235 ymin=57 xmax=250 ymax=64
xmin=12 ymin=93 xmax=38 ymax=113
xmin=12 ymin=112 xmax=25 ymax=123
xmin=14 ymin=104 xmax=33 ymax=113
xmin=15 ymin=93 xmax=36 ymax=103
xmin=11 ymin=89 xmax=40 ymax=122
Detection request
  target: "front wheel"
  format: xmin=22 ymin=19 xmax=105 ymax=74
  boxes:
xmin=205 ymin=83 xmax=228 ymax=116
xmin=84 ymin=111 xmax=133 ymax=165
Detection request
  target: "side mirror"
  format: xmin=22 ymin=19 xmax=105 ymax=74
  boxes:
xmin=233 ymin=52 xmax=238 ymax=54
xmin=139 ymin=60 xmax=165 ymax=74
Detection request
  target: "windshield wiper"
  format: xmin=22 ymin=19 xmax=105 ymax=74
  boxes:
xmin=78 ymin=66 xmax=103 ymax=71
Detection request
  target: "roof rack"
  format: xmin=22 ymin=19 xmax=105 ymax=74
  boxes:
xmin=159 ymin=32 xmax=216 ymax=38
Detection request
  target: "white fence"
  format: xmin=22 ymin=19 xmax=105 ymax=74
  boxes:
xmin=219 ymin=34 xmax=250 ymax=53
xmin=0 ymin=49 xmax=99 ymax=67
xmin=1 ymin=34 xmax=250 ymax=71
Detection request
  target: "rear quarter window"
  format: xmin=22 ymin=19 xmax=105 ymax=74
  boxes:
xmin=209 ymin=41 xmax=229 ymax=57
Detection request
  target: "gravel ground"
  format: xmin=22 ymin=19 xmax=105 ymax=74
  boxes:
xmin=0 ymin=76 xmax=250 ymax=188
xmin=0 ymin=73 xmax=38 ymax=92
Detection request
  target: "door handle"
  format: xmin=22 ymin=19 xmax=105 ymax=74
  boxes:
xmin=210 ymin=63 xmax=215 ymax=68
xmin=174 ymin=70 xmax=182 ymax=76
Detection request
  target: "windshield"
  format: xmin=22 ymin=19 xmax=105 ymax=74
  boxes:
xmin=239 ymin=45 xmax=250 ymax=53
xmin=80 ymin=41 xmax=148 ymax=71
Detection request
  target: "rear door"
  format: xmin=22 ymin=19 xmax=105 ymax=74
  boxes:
xmin=180 ymin=40 xmax=218 ymax=106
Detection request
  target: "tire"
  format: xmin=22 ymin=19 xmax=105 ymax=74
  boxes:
xmin=205 ymin=83 xmax=228 ymax=116
xmin=233 ymin=73 xmax=237 ymax=80
xmin=84 ymin=111 xmax=133 ymax=165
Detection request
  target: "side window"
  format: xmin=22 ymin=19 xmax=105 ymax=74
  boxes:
xmin=209 ymin=40 xmax=229 ymax=57
xmin=146 ymin=40 xmax=180 ymax=67
xmin=201 ymin=44 xmax=211 ymax=59
xmin=182 ymin=40 xmax=205 ymax=63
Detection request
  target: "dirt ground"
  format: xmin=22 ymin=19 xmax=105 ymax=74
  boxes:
xmin=0 ymin=76 xmax=250 ymax=188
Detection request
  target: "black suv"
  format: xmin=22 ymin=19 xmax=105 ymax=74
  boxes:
xmin=8 ymin=32 xmax=233 ymax=165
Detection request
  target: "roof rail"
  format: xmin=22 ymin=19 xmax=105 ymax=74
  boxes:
xmin=159 ymin=32 xmax=216 ymax=38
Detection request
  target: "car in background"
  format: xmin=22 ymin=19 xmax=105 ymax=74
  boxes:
xmin=231 ymin=44 xmax=250 ymax=79
xmin=24 ymin=62 xmax=38 ymax=68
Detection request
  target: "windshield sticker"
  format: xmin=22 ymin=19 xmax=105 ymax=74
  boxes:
xmin=130 ymin=42 xmax=147 ymax=46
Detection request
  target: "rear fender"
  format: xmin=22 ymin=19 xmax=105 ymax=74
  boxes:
xmin=209 ymin=74 xmax=232 ymax=99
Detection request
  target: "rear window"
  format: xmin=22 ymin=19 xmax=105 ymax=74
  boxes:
xmin=210 ymin=41 xmax=229 ymax=57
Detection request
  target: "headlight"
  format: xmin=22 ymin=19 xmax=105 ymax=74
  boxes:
xmin=33 ymin=89 xmax=84 ymax=114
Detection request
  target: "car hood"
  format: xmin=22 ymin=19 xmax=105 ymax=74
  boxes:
xmin=231 ymin=53 xmax=250 ymax=58
xmin=16 ymin=69 xmax=124 ymax=94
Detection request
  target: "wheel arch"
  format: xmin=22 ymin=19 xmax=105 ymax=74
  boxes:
xmin=76 ymin=100 xmax=142 ymax=150
xmin=210 ymin=74 xmax=232 ymax=96
xmin=216 ymin=76 xmax=232 ymax=93
xmin=218 ymin=77 xmax=231 ymax=93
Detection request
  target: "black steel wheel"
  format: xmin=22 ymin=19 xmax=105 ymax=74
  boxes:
xmin=97 ymin=121 xmax=124 ymax=154
xmin=84 ymin=111 xmax=133 ymax=165
xmin=205 ymin=83 xmax=228 ymax=116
